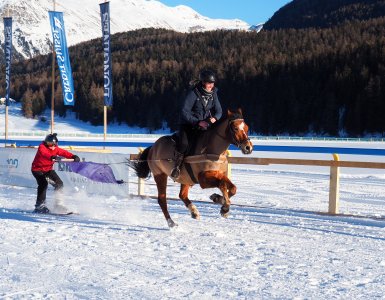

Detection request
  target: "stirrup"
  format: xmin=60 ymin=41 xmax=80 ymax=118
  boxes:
xmin=170 ymin=167 xmax=181 ymax=180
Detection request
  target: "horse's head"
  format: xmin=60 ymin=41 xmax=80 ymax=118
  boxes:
xmin=227 ymin=108 xmax=253 ymax=155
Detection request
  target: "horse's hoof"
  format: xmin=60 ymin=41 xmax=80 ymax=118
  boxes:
xmin=191 ymin=212 xmax=200 ymax=220
xmin=188 ymin=204 xmax=200 ymax=220
xmin=221 ymin=212 xmax=230 ymax=218
xmin=210 ymin=193 xmax=225 ymax=205
xmin=220 ymin=206 xmax=230 ymax=218
xmin=167 ymin=218 xmax=178 ymax=228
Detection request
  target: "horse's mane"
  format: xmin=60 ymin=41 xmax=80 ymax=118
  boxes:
xmin=209 ymin=111 xmax=243 ymax=129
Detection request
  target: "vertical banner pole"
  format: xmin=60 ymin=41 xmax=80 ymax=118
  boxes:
xmin=104 ymin=0 xmax=107 ymax=148
xmin=104 ymin=106 xmax=107 ymax=148
xmin=4 ymin=9 xmax=12 ymax=146
xmin=100 ymin=1 xmax=113 ymax=148
xmin=50 ymin=0 xmax=56 ymax=134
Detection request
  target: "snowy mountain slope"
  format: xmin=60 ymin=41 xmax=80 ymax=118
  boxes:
xmin=0 ymin=0 xmax=249 ymax=58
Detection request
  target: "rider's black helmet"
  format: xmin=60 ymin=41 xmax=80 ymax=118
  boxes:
xmin=199 ymin=69 xmax=216 ymax=83
xmin=44 ymin=133 xmax=58 ymax=146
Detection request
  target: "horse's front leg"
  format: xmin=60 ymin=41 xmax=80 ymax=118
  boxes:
xmin=154 ymin=173 xmax=177 ymax=228
xmin=179 ymin=184 xmax=200 ymax=220
xmin=198 ymin=170 xmax=237 ymax=218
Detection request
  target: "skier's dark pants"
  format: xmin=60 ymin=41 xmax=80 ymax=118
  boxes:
xmin=32 ymin=170 xmax=63 ymax=206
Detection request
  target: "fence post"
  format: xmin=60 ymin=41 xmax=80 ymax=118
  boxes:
xmin=328 ymin=153 xmax=340 ymax=214
xmin=226 ymin=150 xmax=232 ymax=179
xmin=137 ymin=147 xmax=144 ymax=196
xmin=138 ymin=178 xmax=144 ymax=196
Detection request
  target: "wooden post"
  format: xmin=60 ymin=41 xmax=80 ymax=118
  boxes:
xmin=328 ymin=153 xmax=340 ymax=214
xmin=103 ymin=106 xmax=107 ymax=149
xmin=226 ymin=150 xmax=232 ymax=179
xmin=137 ymin=147 xmax=144 ymax=196
xmin=4 ymin=6 xmax=10 ymax=146
xmin=5 ymin=106 xmax=8 ymax=147
xmin=138 ymin=178 xmax=144 ymax=196
xmin=103 ymin=0 xmax=108 ymax=149
xmin=50 ymin=0 xmax=56 ymax=134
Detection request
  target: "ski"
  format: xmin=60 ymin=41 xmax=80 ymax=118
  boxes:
xmin=43 ymin=211 xmax=75 ymax=216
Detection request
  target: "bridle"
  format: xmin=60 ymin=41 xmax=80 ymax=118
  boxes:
xmin=228 ymin=118 xmax=251 ymax=149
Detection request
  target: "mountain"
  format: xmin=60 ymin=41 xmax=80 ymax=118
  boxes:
xmin=249 ymin=23 xmax=264 ymax=32
xmin=264 ymin=0 xmax=385 ymax=30
xmin=0 ymin=0 xmax=249 ymax=59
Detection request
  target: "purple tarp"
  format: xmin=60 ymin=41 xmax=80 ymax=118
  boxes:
xmin=66 ymin=162 xmax=124 ymax=184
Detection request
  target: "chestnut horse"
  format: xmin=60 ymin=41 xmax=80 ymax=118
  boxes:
xmin=129 ymin=109 xmax=253 ymax=227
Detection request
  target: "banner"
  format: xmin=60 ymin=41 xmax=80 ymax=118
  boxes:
xmin=48 ymin=11 xmax=75 ymax=106
xmin=0 ymin=148 xmax=129 ymax=197
xmin=4 ymin=17 xmax=12 ymax=106
xmin=100 ymin=2 xmax=113 ymax=106
xmin=66 ymin=161 xmax=124 ymax=184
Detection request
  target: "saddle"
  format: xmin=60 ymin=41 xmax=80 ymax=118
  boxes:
xmin=169 ymin=133 xmax=227 ymax=184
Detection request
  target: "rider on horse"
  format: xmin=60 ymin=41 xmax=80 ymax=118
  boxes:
xmin=171 ymin=69 xmax=223 ymax=180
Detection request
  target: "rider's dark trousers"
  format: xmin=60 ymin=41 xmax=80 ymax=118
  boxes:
xmin=176 ymin=125 xmax=200 ymax=154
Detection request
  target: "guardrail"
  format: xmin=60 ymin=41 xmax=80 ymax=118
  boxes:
xmin=3 ymin=138 xmax=385 ymax=216
xmin=2 ymin=130 xmax=385 ymax=141
xmin=129 ymin=152 xmax=385 ymax=216
xmin=2 ymin=139 xmax=385 ymax=156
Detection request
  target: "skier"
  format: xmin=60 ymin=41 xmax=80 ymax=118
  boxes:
xmin=31 ymin=133 xmax=80 ymax=213
xmin=170 ymin=69 xmax=223 ymax=180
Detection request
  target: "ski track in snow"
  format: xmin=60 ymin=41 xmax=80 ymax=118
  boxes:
xmin=1 ymin=163 xmax=385 ymax=299
xmin=1 ymin=102 xmax=385 ymax=298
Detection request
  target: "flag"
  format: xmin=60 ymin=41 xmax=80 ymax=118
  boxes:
xmin=4 ymin=17 xmax=12 ymax=106
xmin=100 ymin=2 xmax=113 ymax=106
xmin=48 ymin=11 xmax=75 ymax=106
xmin=66 ymin=162 xmax=124 ymax=184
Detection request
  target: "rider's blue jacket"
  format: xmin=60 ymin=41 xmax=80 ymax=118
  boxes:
xmin=180 ymin=87 xmax=222 ymax=126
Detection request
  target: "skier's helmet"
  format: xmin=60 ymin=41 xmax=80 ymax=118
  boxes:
xmin=199 ymin=70 xmax=216 ymax=83
xmin=44 ymin=133 xmax=58 ymax=146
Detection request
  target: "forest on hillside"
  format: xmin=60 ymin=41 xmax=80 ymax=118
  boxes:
xmin=264 ymin=0 xmax=385 ymax=30
xmin=1 ymin=17 xmax=385 ymax=136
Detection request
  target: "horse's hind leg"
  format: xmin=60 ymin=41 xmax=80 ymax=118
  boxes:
xmin=154 ymin=173 xmax=177 ymax=228
xmin=198 ymin=170 xmax=236 ymax=218
xmin=179 ymin=184 xmax=200 ymax=220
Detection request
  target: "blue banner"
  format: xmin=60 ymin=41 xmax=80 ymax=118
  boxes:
xmin=4 ymin=17 xmax=12 ymax=106
xmin=100 ymin=2 xmax=113 ymax=106
xmin=48 ymin=11 xmax=75 ymax=106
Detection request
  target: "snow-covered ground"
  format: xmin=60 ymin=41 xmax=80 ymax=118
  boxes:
xmin=1 ymin=103 xmax=385 ymax=298
xmin=0 ymin=103 xmax=171 ymax=136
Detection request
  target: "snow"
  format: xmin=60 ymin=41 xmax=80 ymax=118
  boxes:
xmin=0 ymin=0 xmax=250 ymax=58
xmin=1 ymin=103 xmax=385 ymax=298
xmin=0 ymin=102 xmax=171 ymax=135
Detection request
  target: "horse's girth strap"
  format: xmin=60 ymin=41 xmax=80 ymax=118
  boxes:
xmin=184 ymin=163 xmax=199 ymax=184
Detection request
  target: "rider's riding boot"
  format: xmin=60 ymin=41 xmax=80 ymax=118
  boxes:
xmin=170 ymin=151 xmax=184 ymax=180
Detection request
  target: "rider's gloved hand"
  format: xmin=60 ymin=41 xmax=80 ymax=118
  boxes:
xmin=205 ymin=117 xmax=216 ymax=124
xmin=198 ymin=120 xmax=209 ymax=130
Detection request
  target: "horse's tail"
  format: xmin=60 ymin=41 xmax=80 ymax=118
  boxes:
xmin=127 ymin=146 xmax=152 ymax=179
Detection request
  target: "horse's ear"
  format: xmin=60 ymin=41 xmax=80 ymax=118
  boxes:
xmin=237 ymin=108 xmax=243 ymax=116
xmin=227 ymin=109 xmax=233 ymax=117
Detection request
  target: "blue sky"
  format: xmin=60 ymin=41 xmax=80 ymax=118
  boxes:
xmin=159 ymin=0 xmax=292 ymax=25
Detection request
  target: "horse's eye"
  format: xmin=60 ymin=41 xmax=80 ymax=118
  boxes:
xmin=233 ymin=127 xmax=239 ymax=131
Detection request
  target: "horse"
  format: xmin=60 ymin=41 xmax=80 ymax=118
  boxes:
xmin=129 ymin=108 xmax=253 ymax=227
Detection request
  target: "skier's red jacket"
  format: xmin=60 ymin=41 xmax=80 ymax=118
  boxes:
xmin=31 ymin=143 xmax=74 ymax=172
